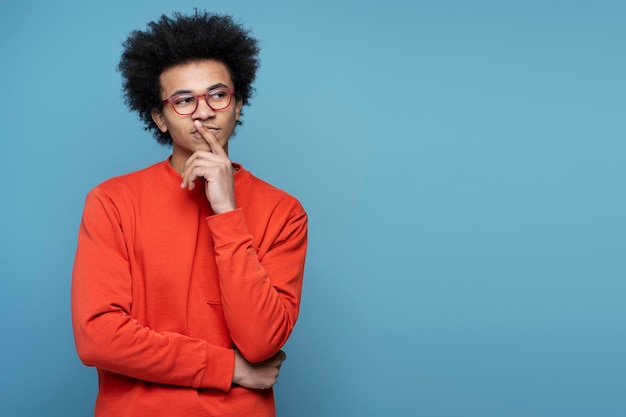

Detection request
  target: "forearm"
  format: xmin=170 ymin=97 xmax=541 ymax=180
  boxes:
xmin=72 ymin=306 xmax=234 ymax=390
xmin=208 ymin=209 xmax=307 ymax=363
xmin=218 ymin=245 xmax=297 ymax=362
xmin=72 ymin=188 xmax=235 ymax=390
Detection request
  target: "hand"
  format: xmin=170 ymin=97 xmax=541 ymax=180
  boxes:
xmin=181 ymin=121 xmax=236 ymax=214
xmin=232 ymin=350 xmax=287 ymax=390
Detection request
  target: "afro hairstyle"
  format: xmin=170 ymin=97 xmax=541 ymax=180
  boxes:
xmin=118 ymin=10 xmax=260 ymax=145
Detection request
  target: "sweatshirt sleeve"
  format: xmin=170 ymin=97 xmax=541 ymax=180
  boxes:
xmin=207 ymin=205 xmax=308 ymax=363
xmin=71 ymin=187 xmax=234 ymax=391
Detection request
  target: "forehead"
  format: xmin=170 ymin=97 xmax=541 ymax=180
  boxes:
xmin=158 ymin=59 xmax=234 ymax=95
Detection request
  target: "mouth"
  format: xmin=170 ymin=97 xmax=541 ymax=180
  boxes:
xmin=192 ymin=126 xmax=219 ymax=137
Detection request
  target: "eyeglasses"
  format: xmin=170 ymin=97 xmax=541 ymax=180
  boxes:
xmin=161 ymin=88 xmax=235 ymax=116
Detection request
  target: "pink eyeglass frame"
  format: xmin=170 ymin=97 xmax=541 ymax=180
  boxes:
xmin=161 ymin=87 xmax=236 ymax=115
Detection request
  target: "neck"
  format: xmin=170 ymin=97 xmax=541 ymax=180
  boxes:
xmin=168 ymin=153 xmax=186 ymax=174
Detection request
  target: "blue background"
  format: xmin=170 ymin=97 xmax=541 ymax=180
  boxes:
xmin=1 ymin=0 xmax=624 ymax=416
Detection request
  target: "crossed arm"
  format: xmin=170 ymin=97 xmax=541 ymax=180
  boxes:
xmin=72 ymin=130 xmax=307 ymax=391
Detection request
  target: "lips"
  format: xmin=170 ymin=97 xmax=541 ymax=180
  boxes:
xmin=192 ymin=125 xmax=219 ymax=134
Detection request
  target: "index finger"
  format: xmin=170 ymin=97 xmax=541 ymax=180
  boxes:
xmin=194 ymin=120 xmax=228 ymax=157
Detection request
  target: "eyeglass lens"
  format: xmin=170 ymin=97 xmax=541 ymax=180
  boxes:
xmin=170 ymin=90 xmax=232 ymax=115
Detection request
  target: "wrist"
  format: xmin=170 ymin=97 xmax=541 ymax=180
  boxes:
xmin=211 ymin=203 xmax=236 ymax=215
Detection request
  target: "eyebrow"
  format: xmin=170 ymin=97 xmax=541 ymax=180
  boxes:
xmin=169 ymin=83 xmax=231 ymax=97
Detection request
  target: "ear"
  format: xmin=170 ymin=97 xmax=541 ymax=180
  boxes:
xmin=234 ymin=99 xmax=243 ymax=122
xmin=151 ymin=108 xmax=168 ymax=133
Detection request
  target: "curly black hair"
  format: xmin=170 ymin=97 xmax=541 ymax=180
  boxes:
xmin=118 ymin=10 xmax=260 ymax=145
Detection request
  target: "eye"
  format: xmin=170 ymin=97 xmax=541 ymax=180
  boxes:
xmin=172 ymin=95 xmax=195 ymax=106
xmin=209 ymin=90 xmax=227 ymax=100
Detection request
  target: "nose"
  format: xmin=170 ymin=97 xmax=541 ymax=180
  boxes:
xmin=192 ymin=95 xmax=216 ymax=119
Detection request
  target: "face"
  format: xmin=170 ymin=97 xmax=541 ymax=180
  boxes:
xmin=151 ymin=59 xmax=242 ymax=165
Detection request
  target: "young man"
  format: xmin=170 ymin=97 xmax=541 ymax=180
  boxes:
xmin=71 ymin=11 xmax=307 ymax=417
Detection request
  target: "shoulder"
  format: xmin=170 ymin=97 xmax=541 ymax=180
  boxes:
xmin=99 ymin=161 xmax=163 ymax=189
xmin=91 ymin=161 xmax=164 ymax=196
xmin=83 ymin=161 xmax=167 ymax=212
xmin=237 ymin=167 xmax=306 ymax=216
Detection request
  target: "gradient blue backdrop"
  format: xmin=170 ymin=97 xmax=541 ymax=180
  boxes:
xmin=1 ymin=1 xmax=624 ymax=416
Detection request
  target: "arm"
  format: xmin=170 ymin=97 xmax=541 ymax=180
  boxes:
xmin=208 ymin=206 xmax=308 ymax=363
xmin=71 ymin=188 xmax=234 ymax=390
xmin=181 ymin=123 xmax=308 ymax=363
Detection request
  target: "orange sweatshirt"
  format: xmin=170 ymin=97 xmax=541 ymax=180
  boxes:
xmin=71 ymin=160 xmax=307 ymax=417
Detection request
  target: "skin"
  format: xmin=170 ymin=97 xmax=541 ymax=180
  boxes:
xmin=151 ymin=59 xmax=286 ymax=389
xmin=151 ymin=59 xmax=241 ymax=214
xmin=233 ymin=350 xmax=287 ymax=390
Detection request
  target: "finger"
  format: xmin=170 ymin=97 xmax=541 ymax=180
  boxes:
xmin=180 ymin=174 xmax=196 ymax=190
xmin=182 ymin=150 xmax=221 ymax=172
xmin=180 ymin=168 xmax=191 ymax=190
xmin=180 ymin=160 xmax=197 ymax=189
xmin=194 ymin=120 xmax=227 ymax=157
xmin=181 ymin=152 xmax=217 ymax=187
xmin=180 ymin=154 xmax=197 ymax=189
xmin=182 ymin=166 xmax=208 ymax=189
